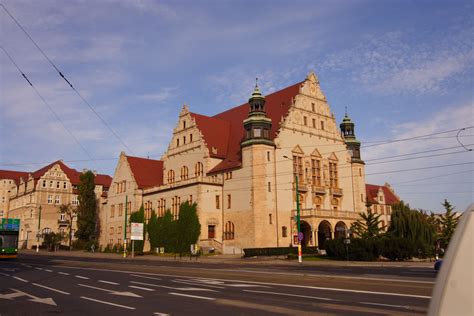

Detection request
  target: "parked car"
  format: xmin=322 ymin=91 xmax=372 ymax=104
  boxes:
xmin=428 ymin=203 xmax=473 ymax=316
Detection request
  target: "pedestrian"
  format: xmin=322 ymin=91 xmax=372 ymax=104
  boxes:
xmin=91 ymin=243 xmax=95 ymax=253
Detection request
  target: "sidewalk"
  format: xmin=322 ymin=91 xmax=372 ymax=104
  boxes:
xmin=20 ymin=249 xmax=434 ymax=268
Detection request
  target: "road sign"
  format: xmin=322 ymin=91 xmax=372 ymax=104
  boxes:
xmin=298 ymin=232 xmax=304 ymax=242
xmin=130 ymin=222 xmax=144 ymax=241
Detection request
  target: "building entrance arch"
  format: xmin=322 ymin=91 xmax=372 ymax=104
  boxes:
xmin=300 ymin=221 xmax=312 ymax=247
xmin=334 ymin=221 xmax=347 ymax=239
xmin=317 ymin=220 xmax=332 ymax=249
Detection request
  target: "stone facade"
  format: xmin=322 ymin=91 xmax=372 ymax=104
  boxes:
xmin=101 ymin=71 xmax=388 ymax=253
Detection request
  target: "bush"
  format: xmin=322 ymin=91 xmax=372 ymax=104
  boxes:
xmin=378 ymin=236 xmax=433 ymax=261
xmin=325 ymin=238 xmax=379 ymax=261
xmin=243 ymin=246 xmax=318 ymax=257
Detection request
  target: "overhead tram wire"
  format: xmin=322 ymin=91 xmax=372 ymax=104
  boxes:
xmin=1 ymin=4 xmax=134 ymax=155
xmin=1 ymin=45 xmax=93 ymax=161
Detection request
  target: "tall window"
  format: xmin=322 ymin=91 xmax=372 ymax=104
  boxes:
xmin=42 ymin=180 xmax=46 ymax=188
xmin=215 ymin=195 xmax=220 ymax=209
xmin=63 ymin=182 xmax=67 ymax=189
xmin=158 ymin=198 xmax=166 ymax=217
xmin=311 ymin=158 xmax=321 ymax=186
xmin=320 ymin=121 xmax=325 ymax=130
xmin=118 ymin=203 xmax=123 ymax=216
xmin=311 ymin=103 xmax=315 ymax=112
xmin=224 ymin=221 xmax=235 ymax=240
xmin=268 ymin=182 xmax=271 ymax=192
xmin=168 ymin=170 xmax=175 ymax=183
xmin=111 ymin=205 xmax=115 ymax=218
xmin=190 ymin=134 xmax=193 ymax=142
xmin=180 ymin=166 xmax=189 ymax=180
xmin=127 ymin=201 xmax=131 ymax=213
xmin=55 ymin=195 xmax=60 ymax=204
xmin=195 ymin=162 xmax=203 ymax=177
xmin=227 ymin=194 xmax=231 ymax=209
xmin=314 ymin=196 xmax=322 ymax=211
xmin=172 ymin=196 xmax=180 ymax=220
xmin=292 ymin=155 xmax=303 ymax=184
xmin=208 ymin=225 xmax=216 ymax=239
xmin=329 ymin=161 xmax=338 ymax=188
xmin=312 ymin=118 xmax=316 ymax=128
xmin=303 ymin=116 xmax=307 ymax=126
xmin=144 ymin=201 xmax=153 ymax=220
xmin=72 ymin=196 xmax=78 ymax=205
xmin=282 ymin=226 xmax=288 ymax=237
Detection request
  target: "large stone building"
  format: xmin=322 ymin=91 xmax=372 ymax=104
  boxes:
xmin=365 ymin=183 xmax=401 ymax=229
xmin=5 ymin=161 xmax=111 ymax=249
xmin=0 ymin=170 xmax=29 ymax=220
xmin=103 ymin=72 xmax=371 ymax=253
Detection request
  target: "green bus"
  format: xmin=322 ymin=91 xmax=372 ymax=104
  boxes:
xmin=0 ymin=218 xmax=20 ymax=259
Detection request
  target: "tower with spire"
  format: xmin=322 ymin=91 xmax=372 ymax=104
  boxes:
xmin=241 ymin=79 xmax=274 ymax=148
xmin=340 ymin=109 xmax=363 ymax=164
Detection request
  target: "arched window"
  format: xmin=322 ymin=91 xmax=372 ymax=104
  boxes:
xmin=167 ymin=170 xmax=175 ymax=183
xmin=195 ymin=162 xmax=203 ymax=177
xmin=181 ymin=166 xmax=189 ymax=180
xmin=224 ymin=221 xmax=235 ymax=240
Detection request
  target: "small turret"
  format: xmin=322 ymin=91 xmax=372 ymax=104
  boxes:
xmin=340 ymin=109 xmax=363 ymax=163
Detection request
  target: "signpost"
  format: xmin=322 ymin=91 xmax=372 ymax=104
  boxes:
xmin=130 ymin=222 xmax=143 ymax=258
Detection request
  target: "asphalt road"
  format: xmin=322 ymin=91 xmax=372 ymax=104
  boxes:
xmin=0 ymin=253 xmax=436 ymax=315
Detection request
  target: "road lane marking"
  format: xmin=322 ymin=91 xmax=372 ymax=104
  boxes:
xmin=130 ymin=274 xmax=162 ymax=281
xmin=129 ymin=285 xmax=155 ymax=291
xmin=1 ymin=288 xmax=57 ymax=306
xmin=57 ymin=265 xmax=432 ymax=299
xmin=244 ymin=289 xmax=334 ymax=301
xmin=0 ymin=272 xmax=10 ymax=276
xmin=58 ymin=272 xmax=70 ymax=275
xmin=169 ymin=292 xmax=215 ymax=300
xmin=99 ymin=280 xmax=119 ymax=285
xmin=32 ymin=283 xmax=70 ymax=295
xmin=78 ymin=284 xmax=142 ymax=297
xmin=44 ymin=269 xmax=53 ymax=272
xmin=130 ymin=281 xmax=216 ymax=292
xmin=75 ymin=275 xmax=89 ymax=279
xmin=172 ymin=280 xmax=225 ymax=289
xmin=154 ymin=313 xmax=170 ymax=316
xmin=34 ymin=267 xmax=43 ymax=271
xmin=13 ymin=276 xmax=28 ymax=283
xmin=80 ymin=296 xmax=135 ymax=310
xmin=361 ymin=302 xmax=410 ymax=309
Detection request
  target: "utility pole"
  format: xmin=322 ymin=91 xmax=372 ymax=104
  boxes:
xmin=36 ymin=206 xmax=42 ymax=253
xmin=123 ymin=195 xmax=127 ymax=258
xmin=283 ymin=155 xmax=302 ymax=263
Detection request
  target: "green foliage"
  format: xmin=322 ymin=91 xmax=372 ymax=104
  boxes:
xmin=42 ymin=232 xmax=63 ymax=251
xmin=243 ymin=247 xmax=319 ymax=257
xmin=378 ymin=236 xmax=416 ymax=261
xmin=439 ymin=199 xmax=459 ymax=249
xmin=325 ymin=238 xmax=379 ymax=261
xmin=176 ymin=201 xmax=201 ymax=254
xmin=147 ymin=211 xmax=159 ymax=250
xmin=129 ymin=205 xmax=146 ymax=254
xmin=59 ymin=204 xmax=75 ymax=249
xmin=155 ymin=210 xmax=176 ymax=252
xmin=351 ymin=203 xmax=383 ymax=239
xmin=75 ymin=171 xmax=99 ymax=244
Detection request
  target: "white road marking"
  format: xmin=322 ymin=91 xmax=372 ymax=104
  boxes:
xmin=44 ymin=269 xmax=53 ymax=272
xmin=32 ymin=283 xmax=70 ymax=295
xmin=172 ymin=279 xmax=225 ymax=289
xmin=154 ymin=313 xmax=170 ymax=316
xmin=0 ymin=272 xmax=10 ymax=277
xmin=75 ymin=275 xmax=89 ymax=279
xmin=129 ymin=285 xmax=155 ymax=291
xmin=0 ymin=288 xmax=57 ymax=306
xmin=99 ymin=280 xmax=119 ymax=285
xmin=361 ymin=302 xmax=411 ymax=309
xmin=244 ymin=289 xmax=334 ymax=301
xmin=25 ymin=265 xmax=32 ymax=268
xmin=130 ymin=281 xmax=216 ymax=292
xmin=226 ymin=284 xmax=270 ymax=288
xmin=130 ymin=274 xmax=162 ymax=281
xmin=34 ymin=267 xmax=43 ymax=271
xmin=169 ymin=292 xmax=215 ymax=300
xmin=13 ymin=276 xmax=28 ymax=283
xmin=57 ymin=265 xmax=432 ymax=299
xmin=58 ymin=272 xmax=70 ymax=275
xmin=78 ymin=284 xmax=142 ymax=298
xmin=81 ymin=296 xmax=135 ymax=310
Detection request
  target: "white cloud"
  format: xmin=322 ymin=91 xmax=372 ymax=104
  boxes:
xmin=137 ymin=87 xmax=178 ymax=103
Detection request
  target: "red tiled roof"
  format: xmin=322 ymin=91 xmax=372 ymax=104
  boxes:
xmin=126 ymin=156 xmax=164 ymax=189
xmin=31 ymin=160 xmax=112 ymax=188
xmin=0 ymin=170 xmax=30 ymax=185
xmin=366 ymin=184 xmax=400 ymax=205
xmin=195 ymin=81 xmax=302 ymax=174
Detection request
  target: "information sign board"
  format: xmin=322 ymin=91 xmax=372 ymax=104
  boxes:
xmin=130 ymin=222 xmax=144 ymax=240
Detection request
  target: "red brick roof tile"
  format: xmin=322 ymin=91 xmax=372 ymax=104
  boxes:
xmin=0 ymin=170 xmax=30 ymax=185
xmin=366 ymin=184 xmax=400 ymax=205
xmin=126 ymin=156 xmax=164 ymax=189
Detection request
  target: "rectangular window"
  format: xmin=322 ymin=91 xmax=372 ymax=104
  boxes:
xmin=56 ymin=182 xmax=60 ymax=189
xmin=282 ymin=226 xmax=287 ymax=237
xmin=267 ymin=151 xmax=271 ymax=161
xmin=311 ymin=159 xmax=321 ymax=186
xmin=293 ymin=155 xmax=303 ymax=184
xmin=118 ymin=204 xmax=123 ymax=217
xmin=72 ymin=196 xmax=78 ymax=205
xmin=311 ymin=103 xmax=315 ymax=112
xmin=63 ymin=182 xmax=67 ymax=189
xmin=215 ymin=195 xmax=220 ymax=209
xmin=373 ymin=204 xmax=378 ymax=212
xmin=303 ymin=116 xmax=307 ymax=126
xmin=329 ymin=162 xmax=338 ymax=188
xmin=177 ymin=138 xmax=180 ymax=146
xmin=127 ymin=201 xmax=131 ymax=213
xmin=227 ymin=194 xmax=231 ymax=209
xmin=190 ymin=134 xmax=193 ymax=142
xmin=42 ymin=180 xmax=46 ymax=188
xmin=55 ymin=195 xmax=60 ymax=204
xmin=49 ymin=181 xmax=53 ymax=188
xmin=269 ymin=214 xmax=272 ymax=224
xmin=312 ymin=118 xmax=316 ymax=128
xmin=321 ymin=121 xmax=325 ymax=130
xmin=268 ymin=181 xmax=271 ymax=192
xmin=208 ymin=225 xmax=215 ymax=239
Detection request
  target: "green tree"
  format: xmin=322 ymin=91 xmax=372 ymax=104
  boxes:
xmin=439 ymin=199 xmax=459 ymax=249
xmin=156 ymin=210 xmax=177 ymax=253
xmin=176 ymin=202 xmax=201 ymax=253
xmin=351 ymin=202 xmax=383 ymax=239
xmin=129 ymin=205 xmax=146 ymax=254
xmin=75 ymin=171 xmax=98 ymax=246
xmin=58 ymin=204 xmax=76 ymax=250
xmin=147 ymin=210 xmax=159 ymax=250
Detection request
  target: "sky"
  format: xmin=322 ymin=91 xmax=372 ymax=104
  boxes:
xmin=1 ymin=0 xmax=472 ymax=213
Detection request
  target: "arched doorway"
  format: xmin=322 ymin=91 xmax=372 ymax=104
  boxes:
xmin=300 ymin=221 xmax=312 ymax=247
xmin=334 ymin=221 xmax=347 ymax=239
xmin=318 ymin=221 xmax=332 ymax=249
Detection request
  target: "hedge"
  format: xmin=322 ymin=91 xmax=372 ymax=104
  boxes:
xmin=243 ymin=246 xmax=318 ymax=257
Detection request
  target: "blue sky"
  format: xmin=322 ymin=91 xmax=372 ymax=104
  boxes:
xmin=1 ymin=0 xmax=472 ymax=213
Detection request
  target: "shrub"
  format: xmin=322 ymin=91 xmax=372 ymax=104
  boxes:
xmin=243 ymin=246 xmax=318 ymax=257
xmin=325 ymin=238 xmax=379 ymax=261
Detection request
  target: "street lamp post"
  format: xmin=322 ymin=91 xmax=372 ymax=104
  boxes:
xmin=283 ymin=155 xmax=302 ymax=263
xmin=36 ymin=206 xmax=42 ymax=253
